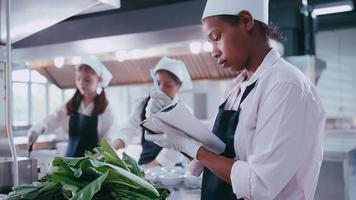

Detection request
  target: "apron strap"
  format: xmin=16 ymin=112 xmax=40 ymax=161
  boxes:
xmin=239 ymin=81 xmax=257 ymax=108
xmin=138 ymin=96 xmax=162 ymax=165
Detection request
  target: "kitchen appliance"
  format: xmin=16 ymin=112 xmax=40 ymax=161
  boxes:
xmin=0 ymin=0 xmax=120 ymax=192
xmin=0 ymin=157 xmax=38 ymax=194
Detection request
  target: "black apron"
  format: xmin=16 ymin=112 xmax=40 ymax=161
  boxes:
xmin=138 ymin=97 xmax=163 ymax=165
xmin=201 ymin=82 xmax=256 ymax=200
xmin=65 ymin=112 xmax=99 ymax=157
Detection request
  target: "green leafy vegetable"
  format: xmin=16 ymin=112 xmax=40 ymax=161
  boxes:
xmin=7 ymin=139 xmax=170 ymax=200
xmin=70 ymin=171 xmax=108 ymax=200
xmin=123 ymin=152 xmax=145 ymax=178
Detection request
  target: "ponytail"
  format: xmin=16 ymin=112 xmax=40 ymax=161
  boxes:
xmin=256 ymin=21 xmax=285 ymax=42
xmin=66 ymin=89 xmax=82 ymax=115
xmin=91 ymin=89 xmax=108 ymax=116
xmin=65 ymin=89 xmax=108 ymax=116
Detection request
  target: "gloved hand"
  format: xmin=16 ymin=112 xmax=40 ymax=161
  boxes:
xmin=145 ymin=89 xmax=172 ymax=118
xmin=145 ymin=117 xmax=202 ymax=159
xmin=156 ymin=148 xmax=183 ymax=168
xmin=27 ymin=124 xmax=45 ymax=145
xmin=189 ymin=159 xmax=204 ymax=177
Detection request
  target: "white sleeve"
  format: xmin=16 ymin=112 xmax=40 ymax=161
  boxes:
xmin=231 ymin=83 xmax=324 ymax=199
xmin=99 ymin=103 xmax=118 ymax=142
xmin=42 ymin=104 xmax=68 ymax=135
xmin=115 ymin=98 xmax=147 ymax=146
xmin=181 ymin=102 xmax=194 ymax=114
xmin=208 ymin=109 xmax=219 ymax=131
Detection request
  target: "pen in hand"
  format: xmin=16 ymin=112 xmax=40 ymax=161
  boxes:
xmin=28 ymin=143 xmax=33 ymax=158
xmin=150 ymin=69 xmax=159 ymax=90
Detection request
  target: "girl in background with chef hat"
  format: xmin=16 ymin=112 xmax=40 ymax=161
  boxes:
xmin=145 ymin=0 xmax=326 ymax=199
xmin=113 ymin=56 xmax=193 ymax=167
xmin=27 ymin=57 xmax=117 ymax=157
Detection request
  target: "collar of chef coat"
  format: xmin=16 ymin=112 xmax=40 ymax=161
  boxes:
xmin=172 ymin=95 xmax=180 ymax=104
xmin=79 ymin=101 xmax=95 ymax=116
xmin=228 ymin=49 xmax=281 ymax=90
xmin=225 ymin=48 xmax=281 ymax=97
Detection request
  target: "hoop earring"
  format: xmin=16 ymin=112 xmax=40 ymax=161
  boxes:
xmin=96 ymin=86 xmax=103 ymax=95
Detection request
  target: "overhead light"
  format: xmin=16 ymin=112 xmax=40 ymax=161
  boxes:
xmin=115 ymin=50 xmax=128 ymax=62
xmin=71 ymin=56 xmax=81 ymax=65
xmin=128 ymin=49 xmax=144 ymax=60
xmin=25 ymin=62 xmax=31 ymax=67
xmin=54 ymin=57 xmax=64 ymax=68
xmin=145 ymin=48 xmax=158 ymax=57
xmin=189 ymin=42 xmax=202 ymax=54
xmin=302 ymin=0 xmax=308 ymax=7
xmin=312 ymin=1 xmax=354 ymax=16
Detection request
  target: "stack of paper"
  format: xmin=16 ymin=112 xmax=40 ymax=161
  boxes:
xmin=141 ymin=103 xmax=226 ymax=154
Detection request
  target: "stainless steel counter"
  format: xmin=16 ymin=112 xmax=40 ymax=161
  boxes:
xmin=323 ymin=131 xmax=356 ymax=158
xmin=0 ymin=157 xmax=38 ymax=194
xmin=315 ymin=130 xmax=356 ymax=200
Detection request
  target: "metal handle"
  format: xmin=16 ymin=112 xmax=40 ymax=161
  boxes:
xmin=5 ymin=0 xmax=19 ymax=187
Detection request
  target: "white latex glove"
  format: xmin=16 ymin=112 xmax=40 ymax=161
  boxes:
xmin=27 ymin=124 xmax=45 ymax=144
xmin=189 ymin=159 xmax=204 ymax=177
xmin=156 ymin=148 xmax=183 ymax=168
xmin=145 ymin=117 xmax=202 ymax=159
xmin=145 ymin=89 xmax=172 ymax=118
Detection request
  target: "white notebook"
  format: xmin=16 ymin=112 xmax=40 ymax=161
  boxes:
xmin=140 ymin=103 xmax=226 ymax=154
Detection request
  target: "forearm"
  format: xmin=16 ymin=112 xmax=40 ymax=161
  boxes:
xmin=196 ymin=147 xmax=235 ymax=185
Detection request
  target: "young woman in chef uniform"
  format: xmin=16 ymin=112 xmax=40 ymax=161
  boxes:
xmin=113 ymin=56 xmax=193 ymax=167
xmin=145 ymin=0 xmax=326 ymax=199
xmin=27 ymin=57 xmax=117 ymax=157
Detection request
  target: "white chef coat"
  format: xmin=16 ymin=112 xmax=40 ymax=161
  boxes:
xmin=215 ymin=49 xmax=326 ymax=200
xmin=116 ymin=96 xmax=187 ymax=167
xmin=38 ymin=101 xmax=117 ymax=141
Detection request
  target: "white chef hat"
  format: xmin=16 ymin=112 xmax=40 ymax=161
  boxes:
xmin=77 ymin=57 xmax=113 ymax=87
xmin=202 ymin=0 xmax=269 ymax=25
xmin=153 ymin=56 xmax=193 ymax=92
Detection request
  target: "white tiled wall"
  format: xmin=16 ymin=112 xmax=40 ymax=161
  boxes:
xmin=316 ymin=28 xmax=356 ymax=118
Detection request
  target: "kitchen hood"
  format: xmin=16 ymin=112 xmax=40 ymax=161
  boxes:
xmin=33 ymin=52 xmax=236 ymax=89
xmin=0 ymin=0 xmax=120 ymax=44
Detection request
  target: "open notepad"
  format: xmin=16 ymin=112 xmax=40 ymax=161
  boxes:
xmin=140 ymin=103 xmax=226 ymax=154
